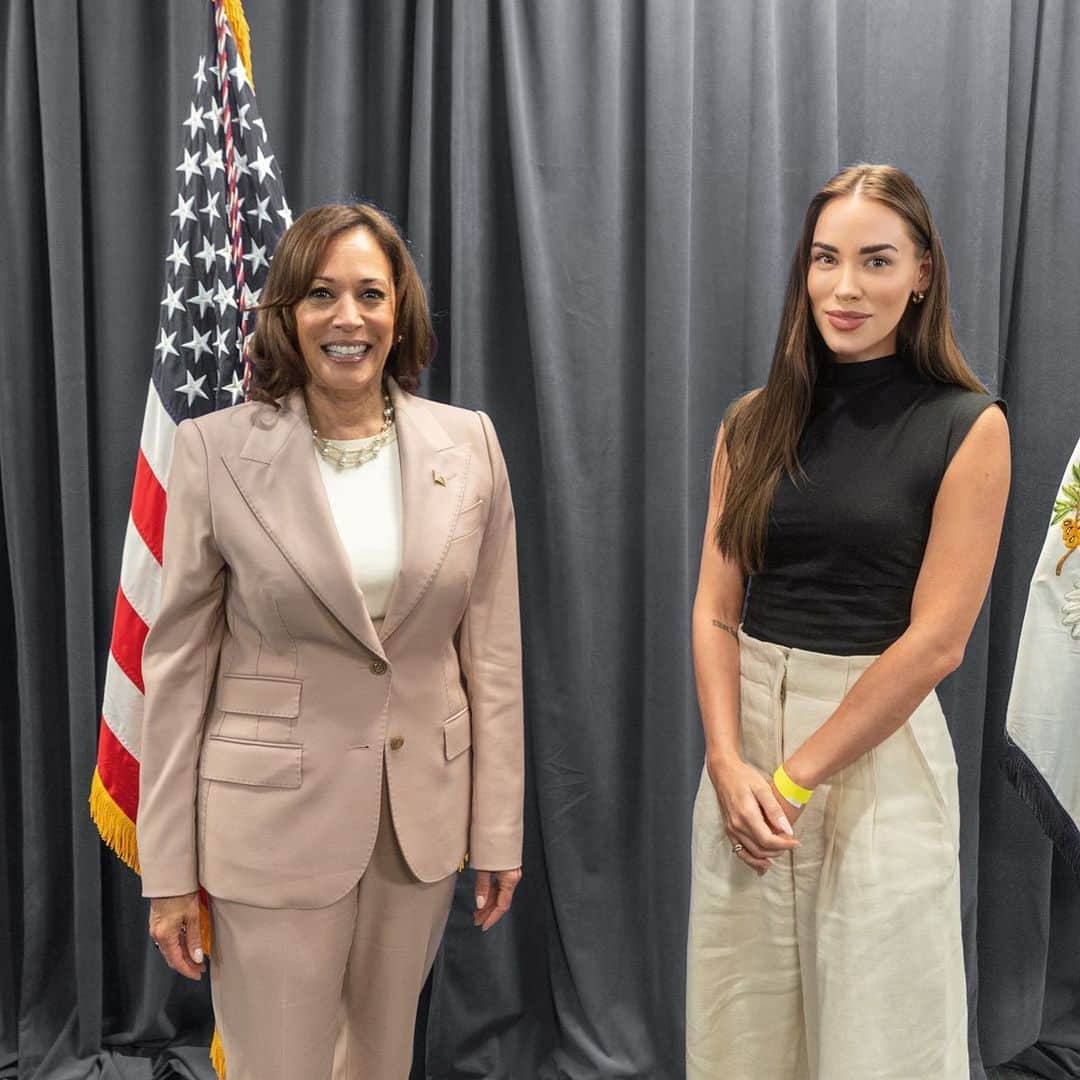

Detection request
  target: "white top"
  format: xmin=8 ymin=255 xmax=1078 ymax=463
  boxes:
xmin=314 ymin=428 xmax=403 ymax=622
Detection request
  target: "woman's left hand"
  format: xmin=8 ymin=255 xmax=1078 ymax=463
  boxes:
xmin=473 ymin=867 xmax=522 ymax=932
xmin=769 ymin=781 xmax=805 ymax=830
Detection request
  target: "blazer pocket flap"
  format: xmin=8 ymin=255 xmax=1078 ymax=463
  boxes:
xmin=443 ymin=707 xmax=472 ymax=761
xmin=201 ymin=736 xmax=302 ymax=788
xmin=218 ymin=674 xmax=302 ymax=718
xmin=450 ymin=498 xmax=485 ymax=541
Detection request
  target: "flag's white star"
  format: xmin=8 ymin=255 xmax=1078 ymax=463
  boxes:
xmin=214 ymin=279 xmax=238 ymax=315
xmin=230 ymin=60 xmax=251 ymax=95
xmin=160 ymin=283 xmax=185 ymax=320
xmin=175 ymin=370 xmax=209 ymax=406
xmin=193 ymin=55 xmax=207 ymax=91
xmin=200 ymin=191 xmax=221 ymax=224
xmin=223 ymin=368 xmax=246 ymax=404
xmin=155 ymin=327 xmax=179 ymax=361
xmin=202 ymin=145 xmax=225 ymax=179
xmin=170 ymin=193 xmax=197 ymax=228
xmin=182 ymin=103 xmax=204 ymax=138
xmin=233 ymin=149 xmax=251 ymax=177
xmin=165 ymin=239 xmax=190 ymax=274
xmin=277 ymin=203 xmax=294 ymax=229
xmin=246 ymin=195 xmax=272 ymax=229
xmin=214 ymin=325 xmax=234 ymax=358
xmin=188 ymin=280 xmax=216 ymax=317
xmin=244 ymin=242 xmax=269 ymax=274
xmin=231 ymin=102 xmax=252 ymax=133
xmin=251 ymin=146 xmax=276 ymax=183
xmin=194 ymin=236 xmax=217 ymax=273
xmin=240 ymin=282 xmax=262 ymax=310
xmin=182 ymin=326 xmax=213 ymax=362
xmin=176 ymin=147 xmax=201 ymax=185
xmin=204 ymin=99 xmax=224 ymax=135
xmin=216 ymin=241 xmax=234 ymax=270
xmin=210 ymin=58 xmax=226 ymax=86
xmin=253 ymin=117 xmax=267 ymax=141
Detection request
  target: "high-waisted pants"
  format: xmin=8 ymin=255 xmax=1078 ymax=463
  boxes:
xmin=686 ymin=631 xmax=969 ymax=1080
xmin=208 ymin=773 xmax=457 ymax=1080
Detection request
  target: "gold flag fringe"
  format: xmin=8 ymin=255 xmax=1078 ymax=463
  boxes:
xmin=199 ymin=894 xmax=215 ymax=956
xmin=210 ymin=1028 xmax=227 ymax=1079
xmin=101 ymin=7 xmax=252 ymax=1076
xmin=88 ymin=769 xmax=141 ymax=873
xmin=222 ymin=0 xmax=254 ymax=88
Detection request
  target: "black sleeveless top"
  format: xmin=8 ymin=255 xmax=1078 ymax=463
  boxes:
xmin=742 ymin=354 xmax=1002 ymax=655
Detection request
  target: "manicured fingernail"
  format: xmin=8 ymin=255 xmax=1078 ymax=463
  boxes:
xmin=193 ymin=948 xmax=204 ymax=963
xmin=476 ymin=895 xmax=486 ymax=909
xmin=778 ymin=818 xmax=794 ymax=836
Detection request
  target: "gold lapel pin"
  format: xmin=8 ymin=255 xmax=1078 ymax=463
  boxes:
xmin=433 ymin=470 xmax=447 ymax=486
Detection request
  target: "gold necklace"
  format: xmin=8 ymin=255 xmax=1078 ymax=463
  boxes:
xmin=311 ymin=391 xmax=396 ymax=469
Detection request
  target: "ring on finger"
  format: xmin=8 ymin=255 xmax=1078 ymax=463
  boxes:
xmin=731 ymin=843 xmax=744 ymax=854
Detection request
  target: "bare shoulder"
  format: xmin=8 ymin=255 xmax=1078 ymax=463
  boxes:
xmin=948 ymin=400 xmax=1010 ymax=474
xmin=713 ymin=386 xmax=764 ymax=457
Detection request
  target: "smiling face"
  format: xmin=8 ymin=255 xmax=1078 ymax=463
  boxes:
xmin=807 ymin=194 xmax=930 ymax=363
xmin=293 ymin=227 xmax=396 ymax=403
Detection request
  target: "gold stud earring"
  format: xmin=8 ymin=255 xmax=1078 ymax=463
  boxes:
xmin=912 ymin=290 xmax=925 ymax=304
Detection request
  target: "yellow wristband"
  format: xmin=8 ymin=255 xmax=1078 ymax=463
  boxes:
xmin=773 ymin=764 xmax=814 ymax=807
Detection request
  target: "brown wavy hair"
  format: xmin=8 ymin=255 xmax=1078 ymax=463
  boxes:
xmin=714 ymin=163 xmax=987 ymax=573
xmin=247 ymin=202 xmax=436 ymax=403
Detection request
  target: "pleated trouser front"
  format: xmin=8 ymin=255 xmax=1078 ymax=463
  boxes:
xmin=686 ymin=630 xmax=969 ymax=1080
xmin=208 ymin=770 xmax=456 ymax=1080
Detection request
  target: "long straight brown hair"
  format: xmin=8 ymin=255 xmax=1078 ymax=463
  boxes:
xmin=714 ymin=163 xmax=987 ymax=573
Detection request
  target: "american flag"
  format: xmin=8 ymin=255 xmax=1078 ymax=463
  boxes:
xmin=90 ymin=0 xmax=291 ymax=873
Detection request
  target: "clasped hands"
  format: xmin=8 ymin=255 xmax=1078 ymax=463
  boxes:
xmin=707 ymin=754 xmax=803 ymax=875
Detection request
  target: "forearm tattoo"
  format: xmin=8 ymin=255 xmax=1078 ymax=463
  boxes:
xmin=711 ymin=619 xmax=739 ymax=642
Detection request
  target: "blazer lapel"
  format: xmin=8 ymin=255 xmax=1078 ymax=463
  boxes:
xmin=379 ymin=380 xmax=472 ymax=642
xmin=221 ymin=390 xmax=386 ymax=660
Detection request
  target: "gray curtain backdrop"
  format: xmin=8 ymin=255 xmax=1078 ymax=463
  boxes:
xmin=2 ymin=1 xmax=1078 ymax=1077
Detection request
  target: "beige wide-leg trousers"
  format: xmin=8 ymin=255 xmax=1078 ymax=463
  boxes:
xmin=687 ymin=631 xmax=969 ymax=1080
xmin=209 ymin=773 xmax=456 ymax=1080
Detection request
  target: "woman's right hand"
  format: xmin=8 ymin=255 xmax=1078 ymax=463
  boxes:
xmin=148 ymin=892 xmax=205 ymax=980
xmin=706 ymin=753 xmax=799 ymax=875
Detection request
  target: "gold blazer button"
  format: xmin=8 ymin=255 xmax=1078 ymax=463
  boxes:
xmin=370 ymin=659 xmax=388 ymax=676
xmin=389 ymin=736 xmax=405 ymax=751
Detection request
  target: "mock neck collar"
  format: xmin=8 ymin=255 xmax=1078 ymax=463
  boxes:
xmin=818 ymin=353 xmax=907 ymax=387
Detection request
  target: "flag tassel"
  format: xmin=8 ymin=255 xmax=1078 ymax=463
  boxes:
xmin=210 ymin=1028 xmax=227 ymax=1079
xmin=89 ymin=768 xmax=141 ymax=873
xmin=221 ymin=0 xmax=253 ymax=86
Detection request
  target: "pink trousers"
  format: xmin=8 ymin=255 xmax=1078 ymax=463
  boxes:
xmin=209 ymin=775 xmax=456 ymax=1080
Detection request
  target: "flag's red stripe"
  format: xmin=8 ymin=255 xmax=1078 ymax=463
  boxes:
xmin=96 ymin=721 xmax=140 ymax=822
xmin=110 ymin=586 xmax=149 ymax=694
xmin=131 ymin=449 xmax=167 ymax=565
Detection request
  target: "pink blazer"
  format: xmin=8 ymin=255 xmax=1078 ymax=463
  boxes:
xmin=137 ymin=380 xmax=524 ymax=908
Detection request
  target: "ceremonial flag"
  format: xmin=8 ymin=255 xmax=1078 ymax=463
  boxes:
xmin=1003 ymin=432 xmax=1080 ymax=881
xmin=90 ymin=0 xmax=290 ymax=1015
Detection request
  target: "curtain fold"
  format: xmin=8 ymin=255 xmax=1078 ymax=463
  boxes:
xmin=3 ymin=1 xmax=1078 ymax=1077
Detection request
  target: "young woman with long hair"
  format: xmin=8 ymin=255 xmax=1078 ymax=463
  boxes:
xmin=686 ymin=164 xmax=1009 ymax=1078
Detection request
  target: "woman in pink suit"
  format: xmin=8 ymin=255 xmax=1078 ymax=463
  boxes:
xmin=138 ymin=203 xmax=525 ymax=1079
